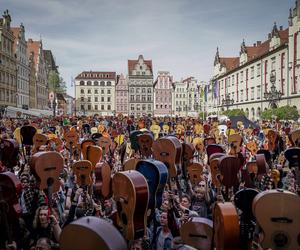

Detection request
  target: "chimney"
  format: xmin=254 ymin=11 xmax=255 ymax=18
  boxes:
xmin=257 ymin=41 xmax=261 ymax=45
xmin=268 ymin=33 xmax=271 ymax=39
xmin=253 ymin=43 xmax=256 ymax=47
xmin=280 ymin=25 xmax=283 ymax=30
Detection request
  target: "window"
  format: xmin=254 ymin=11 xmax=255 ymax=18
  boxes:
xmin=101 ymin=105 xmax=104 ymax=110
xmin=95 ymin=97 xmax=98 ymax=102
xmin=240 ymin=71 xmax=244 ymax=82
xmin=232 ymin=75 xmax=235 ymax=86
xmin=94 ymin=89 xmax=98 ymax=94
xmin=95 ymin=105 xmax=98 ymax=110
xmin=271 ymin=58 xmax=276 ymax=71
xmin=136 ymin=88 xmax=140 ymax=94
xmin=100 ymin=81 xmax=105 ymax=86
xmin=101 ymin=97 xmax=104 ymax=102
xmin=257 ymin=86 xmax=261 ymax=99
xmin=251 ymin=66 xmax=254 ymax=78
xmin=130 ymin=95 xmax=134 ymax=101
xmin=81 ymin=97 xmax=84 ymax=102
xmin=130 ymin=88 xmax=134 ymax=93
xmin=87 ymin=81 xmax=92 ymax=86
xmin=80 ymin=81 xmax=84 ymax=85
xmin=107 ymin=97 xmax=111 ymax=102
xmin=142 ymin=88 xmax=146 ymax=93
xmin=257 ymin=64 xmax=261 ymax=76
xmin=142 ymin=104 xmax=146 ymax=110
xmin=88 ymin=104 xmax=91 ymax=110
xmin=131 ymin=104 xmax=134 ymax=111
xmin=94 ymin=81 xmax=99 ymax=86
xmin=136 ymin=104 xmax=140 ymax=111
xmin=142 ymin=95 xmax=146 ymax=101
xmin=81 ymin=105 xmax=84 ymax=110
xmin=148 ymin=104 xmax=151 ymax=110
xmin=101 ymin=89 xmax=104 ymax=94
xmin=88 ymin=97 xmax=91 ymax=102
xmin=107 ymin=105 xmax=111 ymax=110
xmin=251 ymin=87 xmax=254 ymax=100
xmin=147 ymin=88 xmax=151 ymax=93
xmin=107 ymin=89 xmax=111 ymax=94
xmin=107 ymin=81 xmax=111 ymax=86
xmin=80 ymin=89 xmax=84 ymax=94
xmin=88 ymin=89 xmax=91 ymax=94
xmin=240 ymin=90 xmax=244 ymax=101
xmin=147 ymin=95 xmax=151 ymax=101
xmin=136 ymin=95 xmax=140 ymax=101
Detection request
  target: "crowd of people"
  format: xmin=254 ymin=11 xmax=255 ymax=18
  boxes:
xmin=0 ymin=115 xmax=299 ymax=250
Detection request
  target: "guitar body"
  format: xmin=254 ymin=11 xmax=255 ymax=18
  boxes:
xmin=20 ymin=125 xmax=37 ymax=145
xmin=94 ymin=162 xmax=112 ymax=199
xmin=123 ymin=158 xmax=140 ymax=171
xmin=152 ymin=136 xmax=182 ymax=178
xmin=213 ymin=202 xmax=240 ymax=250
xmin=112 ymin=170 xmax=149 ymax=240
xmin=86 ymin=145 xmax=102 ymax=170
xmin=72 ymin=160 xmax=93 ymax=187
xmin=98 ymin=137 xmax=112 ymax=157
xmin=30 ymin=151 xmax=64 ymax=193
xmin=137 ymin=133 xmax=153 ymax=158
xmin=193 ymin=137 xmax=205 ymax=154
xmin=206 ymin=144 xmax=225 ymax=165
xmin=228 ymin=133 xmax=243 ymax=154
xmin=253 ymin=190 xmax=300 ymax=250
xmin=187 ymin=162 xmax=203 ymax=186
xmin=136 ymin=159 xmax=168 ymax=215
xmin=60 ymin=216 xmax=127 ymax=250
xmin=0 ymin=139 xmax=19 ymax=169
xmin=32 ymin=133 xmax=48 ymax=153
xmin=218 ymin=155 xmax=240 ymax=189
xmin=81 ymin=139 xmax=96 ymax=160
xmin=180 ymin=217 xmax=213 ymax=250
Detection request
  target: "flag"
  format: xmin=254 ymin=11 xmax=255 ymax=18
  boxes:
xmin=213 ymin=80 xmax=218 ymax=99
xmin=204 ymin=85 xmax=208 ymax=102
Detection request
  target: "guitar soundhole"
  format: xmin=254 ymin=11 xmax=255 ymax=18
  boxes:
xmin=47 ymin=178 xmax=54 ymax=186
xmin=273 ymin=232 xmax=289 ymax=248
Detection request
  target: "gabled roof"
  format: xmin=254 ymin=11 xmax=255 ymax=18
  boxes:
xmin=27 ymin=39 xmax=41 ymax=68
xmin=219 ymin=57 xmax=240 ymax=71
xmin=11 ymin=27 xmax=20 ymax=53
xmin=128 ymin=59 xmax=153 ymax=75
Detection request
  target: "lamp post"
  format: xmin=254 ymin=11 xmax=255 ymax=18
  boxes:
xmin=264 ymin=72 xmax=283 ymax=109
xmin=222 ymin=93 xmax=234 ymax=110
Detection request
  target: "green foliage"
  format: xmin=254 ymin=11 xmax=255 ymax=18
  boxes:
xmin=222 ymin=109 xmax=245 ymax=117
xmin=198 ymin=111 xmax=207 ymax=120
xmin=261 ymin=105 xmax=300 ymax=121
xmin=48 ymin=70 xmax=66 ymax=94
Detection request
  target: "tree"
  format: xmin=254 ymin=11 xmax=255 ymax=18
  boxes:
xmin=261 ymin=105 xmax=299 ymax=121
xmin=48 ymin=70 xmax=66 ymax=94
xmin=222 ymin=109 xmax=245 ymax=117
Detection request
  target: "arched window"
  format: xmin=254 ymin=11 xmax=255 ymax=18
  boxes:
xmin=94 ymin=81 xmax=99 ymax=86
xmin=80 ymin=81 xmax=84 ymax=85
xmin=87 ymin=81 xmax=92 ymax=86
xmin=100 ymin=81 xmax=105 ymax=86
xmin=107 ymin=81 xmax=111 ymax=86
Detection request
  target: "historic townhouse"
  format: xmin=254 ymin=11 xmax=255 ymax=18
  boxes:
xmin=75 ymin=71 xmax=116 ymax=116
xmin=173 ymin=77 xmax=203 ymax=117
xmin=128 ymin=55 xmax=154 ymax=117
xmin=27 ymin=39 xmax=48 ymax=110
xmin=212 ymin=1 xmax=300 ymax=120
xmin=28 ymin=51 xmax=37 ymax=109
xmin=154 ymin=71 xmax=173 ymax=116
xmin=0 ymin=10 xmax=17 ymax=108
xmin=11 ymin=23 xmax=30 ymax=109
xmin=115 ymin=73 xmax=128 ymax=115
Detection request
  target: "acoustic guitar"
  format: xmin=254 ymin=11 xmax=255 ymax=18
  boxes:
xmin=137 ymin=133 xmax=153 ymax=158
xmin=228 ymin=133 xmax=243 ymax=155
xmin=59 ymin=216 xmax=127 ymax=250
xmin=0 ymin=139 xmax=19 ymax=170
xmin=112 ymin=170 xmax=149 ymax=240
xmin=98 ymin=137 xmax=112 ymax=157
xmin=213 ymin=202 xmax=240 ymax=250
xmin=30 ymin=151 xmax=64 ymax=194
xmin=81 ymin=139 xmax=96 ymax=160
xmin=182 ymin=142 xmax=195 ymax=179
xmin=86 ymin=145 xmax=102 ymax=170
xmin=187 ymin=162 xmax=203 ymax=186
xmin=136 ymin=159 xmax=168 ymax=217
xmin=253 ymin=189 xmax=300 ymax=250
xmin=72 ymin=160 xmax=93 ymax=187
xmin=32 ymin=133 xmax=48 ymax=154
xmin=180 ymin=217 xmax=213 ymax=250
xmin=94 ymin=161 xmax=112 ymax=199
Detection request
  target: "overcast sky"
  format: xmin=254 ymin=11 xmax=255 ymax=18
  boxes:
xmin=2 ymin=0 xmax=294 ymax=96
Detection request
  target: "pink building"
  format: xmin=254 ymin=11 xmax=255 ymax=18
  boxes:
xmin=154 ymin=71 xmax=173 ymax=116
xmin=115 ymin=73 xmax=128 ymax=115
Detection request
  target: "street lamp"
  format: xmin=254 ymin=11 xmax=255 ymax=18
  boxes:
xmin=222 ymin=93 xmax=234 ymax=110
xmin=264 ymin=72 xmax=283 ymax=109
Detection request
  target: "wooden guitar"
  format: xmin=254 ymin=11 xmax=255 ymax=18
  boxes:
xmin=0 ymin=139 xmax=19 ymax=170
xmin=290 ymin=129 xmax=300 ymax=147
xmin=152 ymin=136 xmax=182 ymax=178
xmin=228 ymin=133 xmax=243 ymax=155
xmin=182 ymin=142 xmax=195 ymax=179
xmin=86 ymin=145 xmax=102 ymax=170
xmin=59 ymin=216 xmax=127 ymax=250
xmin=30 ymin=151 xmax=64 ymax=194
xmin=187 ymin=162 xmax=203 ymax=186
xmin=246 ymin=140 xmax=257 ymax=155
xmin=32 ymin=133 xmax=48 ymax=154
xmin=97 ymin=136 xmax=112 ymax=157
xmin=112 ymin=170 xmax=149 ymax=240
xmin=180 ymin=217 xmax=213 ymax=250
xmin=213 ymin=202 xmax=240 ymax=250
xmin=81 ymin=139 xmax=96 ymax=160
xmin=94 ymin=161 xmax=112 ymax=199
xmin=72 ymin=160 xmax=93 ymax=187
xmin=137 ymin=133 xmax=153 ymax=158
xmin=206 ymin=144 xmax=225 ymax=165
xmin=209 ymin=153 xmax=225 ymax=188
xmin=253 ymin=189 xmax=300 ymax=250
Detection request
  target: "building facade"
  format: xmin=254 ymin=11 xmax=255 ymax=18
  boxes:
xmin=64 ymin=94 xmax=75 ymax=115
xmin=27 ymin=39 xmax=48 ymax=110
xmin=211 ymin=1 xmax=300 ymax=120
xmin=154 ymin=71 xmax=173 ymax=116
xmin=11 ymin=24 xmax=30 ymax=109
xmin=0 ymin=10 xmax=17 ymax=108
xmin=173 ymin=77 xmax=203 ymax=117
xmin=115 ymin=73 xmax=128 ymax=115
xmin=75 ymin=71 xmax=116 ymax=116
xmin=28 ymin=51 xmax=36 ymax=109
xmin=128 ymin=55 xmax=154 ymax=117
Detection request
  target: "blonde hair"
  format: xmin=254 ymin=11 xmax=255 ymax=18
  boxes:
xmin=33 ymin=206 xmax=49 ymax=228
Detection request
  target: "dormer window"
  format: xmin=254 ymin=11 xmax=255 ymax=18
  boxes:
xmin=80 ymin=81 xmax=84 ymax=85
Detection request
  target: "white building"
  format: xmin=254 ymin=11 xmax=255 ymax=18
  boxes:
xmin=12 ymin=24 xmax=29 ymax=109
xmin=211 ymin=1 xmax=300 ymax=120
xmin=172 ymin=77 xmax=204 ymax=117
xmin=128 ymin=55 xmax=154 ymax=117
xmin=75 ymin=71 xmax=116 ymax=116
